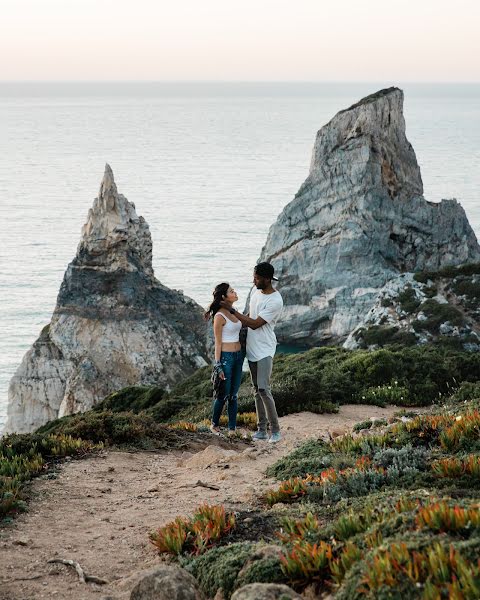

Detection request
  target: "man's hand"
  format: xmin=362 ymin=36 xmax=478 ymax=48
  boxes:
xmin=219 ymin=300 xmax=232 ymax=310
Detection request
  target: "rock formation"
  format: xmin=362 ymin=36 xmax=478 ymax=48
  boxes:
xmin=5 ymin=165 xmax=209 ymax=434
xmin=259 ymin=87 xmax=480 ymax=346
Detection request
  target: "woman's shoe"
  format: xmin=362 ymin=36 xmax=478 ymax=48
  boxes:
xmin=210 ymin=424 xmax=222 ymax=436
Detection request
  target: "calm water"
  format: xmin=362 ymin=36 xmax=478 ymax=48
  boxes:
xmin=1 ymin=82 xmax=479 ymax=429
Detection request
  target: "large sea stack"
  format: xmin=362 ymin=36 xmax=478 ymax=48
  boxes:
xmin=259 ymin=87 xmax=480 ymax=346
xmin=5 ymin=165 xmax=209 ymax=433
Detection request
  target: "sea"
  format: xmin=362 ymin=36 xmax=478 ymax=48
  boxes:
xmin=1 ymin=82 xmax=480 ymax=430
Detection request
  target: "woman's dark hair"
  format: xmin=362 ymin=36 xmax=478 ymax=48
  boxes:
xmin=204 ymin=282 xmax=230 ymax=321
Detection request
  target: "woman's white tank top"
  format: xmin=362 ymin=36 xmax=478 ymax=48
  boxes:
xmin=215 ymin=312 xmax=241 ymax=343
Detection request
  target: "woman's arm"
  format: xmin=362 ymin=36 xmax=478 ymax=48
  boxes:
xmin=213 ymin=314 xmax=225 ymax=363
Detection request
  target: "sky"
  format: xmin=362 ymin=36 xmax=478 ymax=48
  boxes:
xmin=1 ymin=0 xmax=479 ymax=82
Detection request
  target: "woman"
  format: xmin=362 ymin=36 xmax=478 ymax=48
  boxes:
xmin=205 ymin=282 xmax=245 ymax=436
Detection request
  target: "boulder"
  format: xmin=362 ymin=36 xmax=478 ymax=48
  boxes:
xmin=130 ymin=564 xmax=205 ymax=600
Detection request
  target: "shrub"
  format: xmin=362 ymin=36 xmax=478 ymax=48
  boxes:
xmin=185 ymin=542 xmax=255 ymax=599
xmin=371 ymin=445 xmax=428 ymax=472
xmin=37 ymin=410 xmax=199 ymax=450
xmin=396 ymin=286 xmax=421 ymax=314
xmin=355 ymin=326 xmax=417 ymax=348
xmin=412 ymin=299 xmax=464 ymax=333
xmin=95 ymin=386 xmax=166 ymax=413
xmin=150 ymin=504 xmax=235 ymax=556
xmin=359 ymin=381 xmax=412 ymax=406
xmin=353 ymin=420 xmax=373 ymax=432
xmin=414 ymin=262 xmax=480 ymax=283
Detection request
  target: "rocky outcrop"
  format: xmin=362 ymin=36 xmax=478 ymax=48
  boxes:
xmin=258 ymin=87 xmax=480 ymax=346
xmin=344 ymin=266 xmax=480 ymax=350
xmin=5 ymin=165 xmax=209 ymax=434
xmin=130 ymin=564 xmax=205 ymax=600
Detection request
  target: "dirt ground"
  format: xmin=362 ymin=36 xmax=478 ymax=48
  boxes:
xmin=0 ymin=405 xmax=405 ymax=600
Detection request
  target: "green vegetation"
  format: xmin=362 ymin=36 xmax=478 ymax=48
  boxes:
xmin=396 ymin=285 xmax=421 ymax=314
xmin=1 ymin=433 xmax=99 ymax=519
xmin=150 ymin=503 xmax=235 ymax=556
xmin=37 ymin=410 xmax=208 ymax=450
xmin=450 ymin=276 xmax=480 ymax=310
xmin=412 ymin=299 xmax=464 ymax=334
xmin=178 ymin=397 xmax=480 ymax=598
xmin=413 ymin=262 xmax=480 ymax=283
xmin=354 ymin=325 xmax=417 ymax=348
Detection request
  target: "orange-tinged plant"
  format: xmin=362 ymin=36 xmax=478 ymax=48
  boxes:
xmin=150 ymin=516 xmax=188 ymax=554
xmin=169 ymin=421 xmax=198 ymax=432
xmin=359 ymin=542 xmax=480 ymax=597
xmin=432 ymin=454 xmax=480 ymax=479
xmin=264 ymin=477 xmax=308 ymax=506
xmin=395 ymin=496 xmax=420 ymax=513
xmin=277 ymin=511 xmax=322 ymax=543
xmin=439 ymin=410 xmax=480 ymax=450
xmin=280 ymin=540 xmax=333 ymax=584
xmin=150 ymin=503 xmax=235 ymax=555
xmin=355 ymin=455 xmax=373 ymax=470
xmin=330 ymin=542 xmax=363 ymax=585
xmin=416 ymin=501 xmax=480 ymax=533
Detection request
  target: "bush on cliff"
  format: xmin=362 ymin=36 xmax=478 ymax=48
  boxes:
xmin=36 ymin=410 xmax=209 ymax=450
xmin=74 ymin=344 xmax=480 ymax=427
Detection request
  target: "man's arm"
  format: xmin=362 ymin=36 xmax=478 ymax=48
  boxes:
xmin=219 ymin=301 xmax=266 ymax=330
xmin=231 ymin=310 xmax=266 ymax=330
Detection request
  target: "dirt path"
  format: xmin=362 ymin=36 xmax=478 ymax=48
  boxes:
xmin=0 ymin=405 xmax=405 ymax=600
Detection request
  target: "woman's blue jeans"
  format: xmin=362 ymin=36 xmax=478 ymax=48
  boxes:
xmin=212 ymin=350 xmax=245 ymax=430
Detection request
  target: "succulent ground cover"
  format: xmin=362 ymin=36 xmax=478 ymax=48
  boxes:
xmin=175 ymin=393 xmax=480 ymax=599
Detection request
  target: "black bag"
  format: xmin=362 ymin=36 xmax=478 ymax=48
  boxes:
xmin=239 ymin=325 xmax=248 ymax=352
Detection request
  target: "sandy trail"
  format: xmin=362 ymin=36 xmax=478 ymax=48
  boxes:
xmin=0 ymin=405 xmax=403 ymax=600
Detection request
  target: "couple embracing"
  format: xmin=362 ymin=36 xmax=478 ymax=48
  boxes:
xmin=204 ymin=262 xmax=284 ymax=443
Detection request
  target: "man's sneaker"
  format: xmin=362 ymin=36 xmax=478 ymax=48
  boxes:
xmin=252 ymin=430 xmax=268 ymax=441
xmin=268 ymin=432 xmax=282 ymax=443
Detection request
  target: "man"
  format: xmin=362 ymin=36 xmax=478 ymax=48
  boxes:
xmin=222 ymin=262 xmax=284 ymax=443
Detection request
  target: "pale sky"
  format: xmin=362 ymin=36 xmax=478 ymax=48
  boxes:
xmin=1 ymin=0 xmax=479 ymax=81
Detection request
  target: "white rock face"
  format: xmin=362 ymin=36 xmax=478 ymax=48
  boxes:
xmin=5 ymin=165 xmax=209 ymax=434
xmin=259 ymin=88 xmax=480 ymax=346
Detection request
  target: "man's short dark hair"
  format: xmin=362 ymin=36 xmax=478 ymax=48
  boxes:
xmin=254 ymin=262 xmax=278 ymax=281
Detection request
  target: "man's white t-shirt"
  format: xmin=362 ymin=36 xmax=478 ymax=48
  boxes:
xmin=246 ymin=289 xmax=284 ymax=362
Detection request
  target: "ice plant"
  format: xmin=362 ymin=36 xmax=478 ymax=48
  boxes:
xmin=277 ymin=511 xmax=322 ymax=543
xmin=416 ymin=501 xmax=480 ymax=533
xmin=280 ymin=540 xmax=333 ymax=584
xmin=264 ymin=477 xmax=308 ymax=506
xmin=150 ymin=503 xmax=235 ymax=555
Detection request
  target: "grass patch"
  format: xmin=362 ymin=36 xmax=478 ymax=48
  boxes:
xmin=1 ymin=433 xmax=99 ymax=520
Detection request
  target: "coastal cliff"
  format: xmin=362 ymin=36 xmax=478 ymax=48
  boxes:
xmin=259 ymin=88 xmax=480 ymax=346
xmin=5 ymin=165 xmax=209 ymax=434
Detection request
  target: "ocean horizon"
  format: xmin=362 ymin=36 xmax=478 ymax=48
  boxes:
xmin=1 ymin=81 xmax=480 ymax=429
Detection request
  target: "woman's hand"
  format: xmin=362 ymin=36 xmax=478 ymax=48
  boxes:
xmin=219 ymin=370 xmax=226 ymax=380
